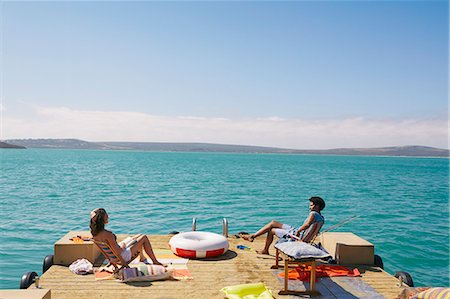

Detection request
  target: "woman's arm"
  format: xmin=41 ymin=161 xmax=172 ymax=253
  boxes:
xmin=295 ymin=212 xmax=315 ymax=237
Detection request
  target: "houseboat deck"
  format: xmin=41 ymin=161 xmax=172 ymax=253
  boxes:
xmin=34 ymin=234 xmax=404 ymax=299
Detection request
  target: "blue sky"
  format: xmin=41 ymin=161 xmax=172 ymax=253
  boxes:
xmin=1 ymin=1 xmax=448 ymax=149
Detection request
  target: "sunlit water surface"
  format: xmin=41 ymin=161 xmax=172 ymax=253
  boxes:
xmin=0 ymin=149 xmax=448 ymax=289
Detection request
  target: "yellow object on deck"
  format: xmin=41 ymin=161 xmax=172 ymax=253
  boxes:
xmin=221 ymin=282 xmax=273 ymax=299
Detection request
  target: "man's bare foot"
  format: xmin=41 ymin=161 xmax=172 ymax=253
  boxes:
xmin=240 ymin=234 xmax=255 ymax=242
xmin=256 ymin=249 xmax=270 ymax=255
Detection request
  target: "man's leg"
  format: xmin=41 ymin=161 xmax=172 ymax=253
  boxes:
xmin=256 ymin=228 xmax=278 ymax=255
xmin=242 ymin=220 xmax=284 ymax=242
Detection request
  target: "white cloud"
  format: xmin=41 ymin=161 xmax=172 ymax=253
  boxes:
xmin=2 ymin=106 xmax=449 ymax=149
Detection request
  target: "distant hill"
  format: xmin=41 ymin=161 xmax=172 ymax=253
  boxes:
xmin=5 ymin=139 xmax=449 ymax=157
xmin=294 ymin=146 xmax=450 ymax=157
xmin=5 ymin=138 xmax=110 ymax=150
xmin=5 ymin=139 xmax=288 ymax=153
xmin=100 ymin=141 xmax=286 ymax=153
xmin=0 ymin=141 xmax=26 ymax=149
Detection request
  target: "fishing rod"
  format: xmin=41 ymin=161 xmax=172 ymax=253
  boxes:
xmin=321 ymin=215 xmax=360 ymax=234
xmin=310 ymin=214 xmax=361 ymax=243
xmin=286 ymin=214 xmax=360 ymax=243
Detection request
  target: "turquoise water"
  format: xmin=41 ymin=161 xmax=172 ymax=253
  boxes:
xmin=0 ymin=149 xmax=448 ymax=289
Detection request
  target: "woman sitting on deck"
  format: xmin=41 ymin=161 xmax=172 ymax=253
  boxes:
xmin=90 ymin=208 xmax=163 ymax=266
xmin=241 ymin=196 xmax=325 ymax=255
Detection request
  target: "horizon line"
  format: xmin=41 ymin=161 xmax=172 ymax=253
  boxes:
xmin=3 ymin=138 xmax=449 ymax=151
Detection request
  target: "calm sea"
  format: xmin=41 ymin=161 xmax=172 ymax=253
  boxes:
xmin=0 ymin=149 xmax=448 ymax=289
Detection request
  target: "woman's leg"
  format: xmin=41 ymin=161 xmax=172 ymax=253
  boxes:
xmin=131 ymin=234 xmax=145 ymax=260
xmin=130 ymin=235 xmax=163 ymax=266
xmin=242 ymin=220 xmax=284 ymax=242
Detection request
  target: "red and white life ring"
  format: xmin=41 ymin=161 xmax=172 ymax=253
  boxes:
xmin=169 ymin=231 xmax=229 ymax=258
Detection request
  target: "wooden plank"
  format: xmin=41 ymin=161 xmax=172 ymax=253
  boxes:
xmin=34 ymin=234 xmax=404 ymax=299
xmin=0 ymin=289 xmax=51 ymax=299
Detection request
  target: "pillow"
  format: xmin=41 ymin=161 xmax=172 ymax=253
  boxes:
xmin=119 ymin=264 xmax=172 ymax=282
xmin=274 ymin=242 xmax=331 ymax=260
xmin=413 ymin=288 xmax=450 ymax=299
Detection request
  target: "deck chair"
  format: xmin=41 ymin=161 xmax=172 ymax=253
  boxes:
xmin=271 ymin=221 xmax=325 ymax=296
xmin=93 ymin=239 xmax=140 ymax=273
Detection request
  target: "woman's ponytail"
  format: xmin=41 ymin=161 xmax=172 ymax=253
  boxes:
xmin=90 ymin=208 xmax=106 ymax=236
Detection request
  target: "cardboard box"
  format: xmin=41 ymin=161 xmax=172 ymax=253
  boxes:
xmin=54 ymin=231 xmax=101 ymax=266
xmin=0 ymin=289 xmax=51 ymax=299
xmin=319 ymin=232 xmax=374 ymax=265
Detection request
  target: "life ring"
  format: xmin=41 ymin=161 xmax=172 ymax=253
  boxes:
xmin=169 ymin=231 xmax=229 ymax=258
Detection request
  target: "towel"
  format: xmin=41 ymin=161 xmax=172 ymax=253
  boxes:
xmin=278 ymin=264 xmax=361 ymax=282
xmin=141 ymin=249 xmax=193 ymax=280
xmin=94 ymin=248 xmax=194 ymax=281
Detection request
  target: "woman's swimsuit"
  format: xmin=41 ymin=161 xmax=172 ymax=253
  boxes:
xmin=110 ymin=231 xmax=132 ymax=262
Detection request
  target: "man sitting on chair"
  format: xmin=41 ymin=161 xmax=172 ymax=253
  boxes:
xmin=241 ymin=196 xmax=325 ymax=255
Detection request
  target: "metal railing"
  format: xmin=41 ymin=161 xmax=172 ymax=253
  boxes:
xmin=191 ymin=217 xmax=228 ymax=237
xmin=192 ymin=217 xmax=197 ymax=231
xmin=222 ymin=218 xmax=228 ymax=237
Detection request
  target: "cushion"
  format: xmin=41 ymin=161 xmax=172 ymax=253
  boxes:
xmin=275 ymin=242 xmax=331 ymax=260
xmin=413 ymin=288 xmax=450 ymax=299
xmin=119 ymin=264 xmax=172 ymax=282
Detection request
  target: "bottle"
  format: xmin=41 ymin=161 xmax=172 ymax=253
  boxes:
xmin=237 ymin=245 xmax=251 ymax=250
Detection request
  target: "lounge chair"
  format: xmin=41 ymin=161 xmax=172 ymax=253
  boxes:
xmin=92 ymin=239 xmax=140 ymax=273
xmin=271 ymin=221 xmax=326 ymax=296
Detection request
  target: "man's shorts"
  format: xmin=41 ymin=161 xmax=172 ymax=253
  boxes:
xmin=273 ymin=224 xmax=294 ymax=238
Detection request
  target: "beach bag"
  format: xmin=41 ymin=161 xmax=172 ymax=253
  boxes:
xmin=69 ymin=258 xmax=94 ymax=275
xmin=119 ymin=263 xmax=172 ymax=282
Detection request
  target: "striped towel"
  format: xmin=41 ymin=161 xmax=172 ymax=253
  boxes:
xmin=139 ymin=249 xmax=193 ymax=280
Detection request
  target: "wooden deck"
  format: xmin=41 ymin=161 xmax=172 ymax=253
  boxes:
xmin=36 ymin=234 xmax=405 ymax=299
